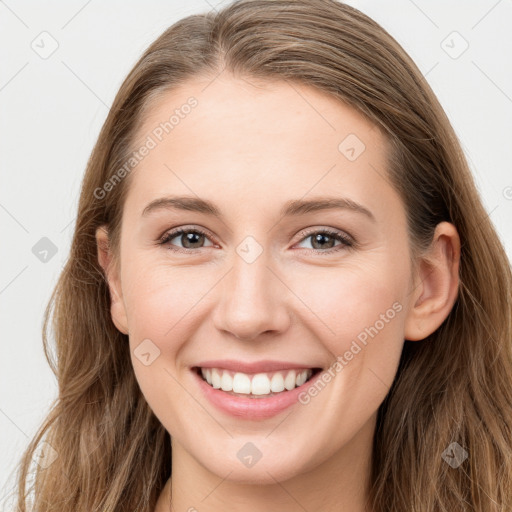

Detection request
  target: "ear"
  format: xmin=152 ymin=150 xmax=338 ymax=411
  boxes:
xmin=404 ymin=221 xmax=460 ymax=341
xmin=95 ymin=225 xmax=129 ymax=335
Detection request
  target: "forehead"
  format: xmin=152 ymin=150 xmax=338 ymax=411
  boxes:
xmin=136 ymin=74 xmax=384 ymax=157
xmin=124 ymin=74 xmax=399 ymax=224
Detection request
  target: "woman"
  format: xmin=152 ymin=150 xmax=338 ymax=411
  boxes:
xmin=14 ymin=0 xmax=512 ymax=510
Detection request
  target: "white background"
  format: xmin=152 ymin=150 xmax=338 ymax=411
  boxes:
xmin=1 ymin=0 xmax=511 ymax=509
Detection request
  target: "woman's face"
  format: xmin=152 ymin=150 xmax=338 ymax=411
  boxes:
xmin=100 ymin=74 xmax=419 ymax=484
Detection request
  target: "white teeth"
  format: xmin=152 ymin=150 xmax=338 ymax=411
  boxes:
xmin=251 ymin=373 xmax=271 ymax=395
xmin=210 ymin=368 xmax=221 ymax=389
xmin=270 ymin=373 xmax=285 ymax=392
xmin=284 ymin=371 xmax=296 ymax=390
xmin=232 ymin=372 xmax=251 ymax=394
xmin=296 ymin=370 xmax=307 ymax=387
xmin=220 ymin=372 xmax=232 ymax=392
xmin=200 ymin=367 xmax=314 ymax=396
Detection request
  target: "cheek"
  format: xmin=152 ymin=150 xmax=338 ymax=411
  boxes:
xmin=123 ymin=262 xmax=214 ymax=339
xmin=290 ymin=259 xmax=406 ymax=354
xmin=122 ymin=265 xmax=204 ymax=430
xmin=122 ymin=264 xmax=220 ymax=412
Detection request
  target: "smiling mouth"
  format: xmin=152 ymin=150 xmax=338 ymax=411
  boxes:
xmin=193 ymin=366 xmax=323 ymax=398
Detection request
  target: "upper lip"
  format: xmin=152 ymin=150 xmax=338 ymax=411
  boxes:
xmin=193 ymin=359 xmax=322 ymax=374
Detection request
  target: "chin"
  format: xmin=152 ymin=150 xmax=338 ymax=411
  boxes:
xmin=198 ymin=441 xmax=314 ymax=485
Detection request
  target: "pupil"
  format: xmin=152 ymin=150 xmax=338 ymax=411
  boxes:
xmin=183 ymin=232 xmax=203 ymax=248
xmin=313 ymin=233 xmax=334 ymax=249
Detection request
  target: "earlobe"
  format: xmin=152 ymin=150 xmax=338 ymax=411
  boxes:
xmin=404 ymin=222 xmax=460 ymax=341
xmin=95 ymin=225 xmax=129 ymax=335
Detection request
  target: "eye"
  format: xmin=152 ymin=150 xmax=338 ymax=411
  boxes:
xmin=295 ymin=228 xmax=354 ymax=255
xmin=158 ymin=226 xmax=355 ymax=255
xmin=159 ymin=227 xmax=215 ymax=253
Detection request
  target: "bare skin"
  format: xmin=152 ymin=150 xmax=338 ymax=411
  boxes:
xmin=96 ymin=73 xmax=460 ymax=512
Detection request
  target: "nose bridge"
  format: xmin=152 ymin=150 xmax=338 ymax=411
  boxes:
xmin=213 ymin=236 xmax=289 ymax=340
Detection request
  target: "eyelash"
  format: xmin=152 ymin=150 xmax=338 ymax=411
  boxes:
xmin=158 ymin=226 xmax=355 ymax=256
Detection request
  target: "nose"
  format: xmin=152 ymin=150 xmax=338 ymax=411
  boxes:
xmin=212 ymin=249 xmax=291 ymax=341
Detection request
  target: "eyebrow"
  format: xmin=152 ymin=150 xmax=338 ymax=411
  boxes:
xmin=141 ymin=195 xmax=376 ymax=222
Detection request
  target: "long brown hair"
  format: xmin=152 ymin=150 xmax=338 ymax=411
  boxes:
xmin=12 ymin=0 xmax=512 ymax=510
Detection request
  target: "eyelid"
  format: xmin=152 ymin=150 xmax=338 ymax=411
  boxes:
xmin=295 ymin=226 xmax=354 ymax=244
xmin=158 ymin=224 xmax=217 ymax=243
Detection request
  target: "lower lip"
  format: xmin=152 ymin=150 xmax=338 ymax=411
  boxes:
xmin=192 ymin=368 xmax=323 ymax=420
